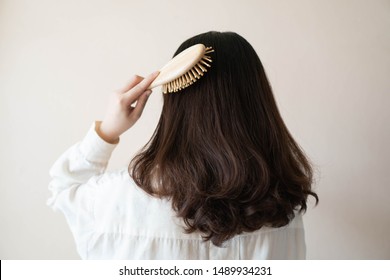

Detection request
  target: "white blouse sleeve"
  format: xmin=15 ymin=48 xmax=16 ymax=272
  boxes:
xmin=47 ymin=122 xmax=117 ymax=258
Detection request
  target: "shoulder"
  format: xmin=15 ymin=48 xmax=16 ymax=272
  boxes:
xmin=93 ymin=168 xmax=165 ymax=217
xmin=92 ymin=168 xmax=186 ymax=236
xmin=94 ymin=168 xmax=151 ymax=200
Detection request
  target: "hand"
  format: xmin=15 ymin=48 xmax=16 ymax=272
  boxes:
xmin=97 ymin=71 xmax=159 ymax=144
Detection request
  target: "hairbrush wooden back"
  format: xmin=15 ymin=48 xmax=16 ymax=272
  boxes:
xmin=148 ymin=44 xmax=214 ymax=93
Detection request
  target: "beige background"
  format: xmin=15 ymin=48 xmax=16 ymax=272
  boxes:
xmin=1 ymin=0 xmax=389 ymax=259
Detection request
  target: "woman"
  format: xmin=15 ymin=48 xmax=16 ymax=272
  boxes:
xmin=48 ymin=31 xmax=318 ymax=259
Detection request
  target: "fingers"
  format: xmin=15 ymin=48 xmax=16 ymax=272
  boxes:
xmin=122 ymin=71 xmax=159 ymax=104
xmin=131 ymin=91 xmax=151 ymax=120
xmin=117 ymin=75 xmax=144 ymax=94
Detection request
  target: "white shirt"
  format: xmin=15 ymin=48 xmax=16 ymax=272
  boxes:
xmin=48 ymin=123 xmax=306 ymax=259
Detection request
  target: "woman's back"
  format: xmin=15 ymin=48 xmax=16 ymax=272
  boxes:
xmin=95 ymin=170 xmax=306 ymax=259
xmin=49 ymin=147 xmax=305 ymax=259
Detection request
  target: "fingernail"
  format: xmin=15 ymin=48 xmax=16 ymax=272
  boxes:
xmin=145 ymin=90 xmax=152 ymax=96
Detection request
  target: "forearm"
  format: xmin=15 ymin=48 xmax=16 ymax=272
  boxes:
xmin=48 ymin=122 xmax=118 ymax=209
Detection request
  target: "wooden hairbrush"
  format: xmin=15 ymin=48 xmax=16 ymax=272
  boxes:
xmin=148 ymin=44 xmax=214 ymax=94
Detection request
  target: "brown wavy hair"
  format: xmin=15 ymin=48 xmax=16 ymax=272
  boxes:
xmin=130 ymin=31 xmax=318 ymax=246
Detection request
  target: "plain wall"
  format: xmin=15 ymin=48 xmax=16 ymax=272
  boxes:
xmin=0 ymin=0 xmax=389 ymax=259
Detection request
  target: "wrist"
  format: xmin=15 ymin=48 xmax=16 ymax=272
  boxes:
xmin=95 ymin=121 xmax=120 ymax=144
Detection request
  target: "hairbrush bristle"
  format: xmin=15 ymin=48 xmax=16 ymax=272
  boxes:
xmin=162 ymin=47 xmax=214 ymax=94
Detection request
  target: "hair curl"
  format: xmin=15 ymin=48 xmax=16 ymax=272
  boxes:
xmin=130 ymin=31 xmax=318 ymax=247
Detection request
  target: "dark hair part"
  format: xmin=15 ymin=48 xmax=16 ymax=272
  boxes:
xmin=130 ymin=31 xmax=318 ymax=246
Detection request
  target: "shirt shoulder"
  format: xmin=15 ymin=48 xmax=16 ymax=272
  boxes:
xmin=93 ymin=168 xmax=189 ymax=238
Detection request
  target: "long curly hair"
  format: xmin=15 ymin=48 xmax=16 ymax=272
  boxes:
xmin=130 ymin=31 xmax=318 ymax=247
